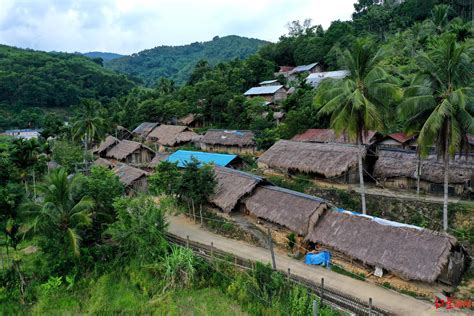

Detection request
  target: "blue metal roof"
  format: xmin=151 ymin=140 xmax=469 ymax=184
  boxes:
xmin=166 ymin=150 xmax=238 ymax=168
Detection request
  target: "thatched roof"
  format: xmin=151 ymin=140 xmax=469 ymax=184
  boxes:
xmin=200 ymin=129 xmax=256 ymax=147
xmin=244 ymin=185 xmax=327 ymax=236
xmin=112 ymin=164 xmax=149 ymax=186
xmin=147 ymin=153 xmax=171 ymax=169
xmin=374 ymin=150 xmax=474 ymax=184
xmin=116 ymin=126 xmax=133 ymax=140
xmin=92 ymin=136 xmax=119 ymax=155
xmin=210 ymin=166 xmax=262 ymax=213
xmin=147 ymin=124 xmax=196 ymax=146
xmin=307 ymin=210 xmax=456 ymax=282
xmin=178 ymin=114 xmax=197 ymax=126
xmin=132 ymin=122 xmax=159 ymax=138
xmin=291 ymin=129 xmax=379 ymax=145
xmin=93 ymin=157 xmax=115 ymax=169
xmin=258 ymin=140 xmax=364 ymax=178
xmin=105 ymin=140 xmax=154 ymax=161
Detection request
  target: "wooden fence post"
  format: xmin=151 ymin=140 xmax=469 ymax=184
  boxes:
xmin=186 ymin=235 xmax=189 ymax=248
xmin=369 ymin=297 xmax=373 ymax=316
xmin=211 ymin=242 xmax=214 ymax=262
xmin=287 ymin=268 xmax=291 ymax=282
xmin=267 ymin=228 xmax=276 ymax=270
xmin=312 ymin=299 xmax=319 ymax=316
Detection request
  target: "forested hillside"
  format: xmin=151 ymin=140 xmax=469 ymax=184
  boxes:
xmin=83 ymin=51 xmax=125 ymax=61
xmin=105 ymin=35 xmax=269 ymax=85
xmin=0 ymin=45 xmax=134 ymax=130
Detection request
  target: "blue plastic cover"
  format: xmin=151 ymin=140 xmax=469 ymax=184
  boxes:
xmin=166 ymin=150 xmax=237 ymax=168
xmin=304 ymin=251 xmax=331 ymax=267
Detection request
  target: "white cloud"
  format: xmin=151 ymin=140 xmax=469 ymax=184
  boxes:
xmin=0 ymin=0 xmax=355 ymax=54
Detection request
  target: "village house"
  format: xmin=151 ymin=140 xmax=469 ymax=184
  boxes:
xmin=306 ymin=70 xmax=349 ymax=88
xmin=115 ymin=126 xmax=134 ymax=140
xmin=92 ymin=135 xmax=120 ymax=157
xmin=199 ymin=129 xmax=257 ymax=155
xmin=286 ymin=62 xmax=322 ymax=81
xmin=376 ymin=132 xmax=417 ymax=151
xmin=132 ymin=122 xmax=159 ymax=139
xmin=145 ymin=152 xmax=171 ymax=171
xmin=93 ymin=157 xmax=115 ymax=169
xmin=209 ymin=166 xmax=263 ymax=213
xmin=177 ymin=114 xmax=203 ymax=128
xmin=292 ymin=128 xmax=380 ymax=145
xmin=373 ymin=149 xmax=474 ymax=195
xmin=243 ymin=85 xmax=287 ymax=103
xmin=258 ymin=79 xmax=280 ymax=86
xmin=112 ymin=164 xmax=149 ymax=195
xmin=243 ymin=185 xmax=327 ymax=237
xmin=258 ymin=140 xmax=365 ymax=183
xmin=274 ymin=66 xmax=295 ymax=78
xmin=146 ymin=124 xmax=197 ymax=150
xmin=105 ymin=140 xmax=155 ymax=164
xmin=306 ymin=208 xmax=468 ymax=284
xmin=1 ymin=128 xmax=41 ymax=140
xmin=166 ymin=150 xmax=241 ymax=168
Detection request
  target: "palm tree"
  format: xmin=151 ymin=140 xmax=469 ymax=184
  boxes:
xmin=315 ymin=39 xmax=400 ymax=214
xmin=29 ymin=168 xmax=94 ymax=256
xmin=399 ymin=34 xmax=473 ymax=231
xmin=72 ymin=99 xmax=106 ymax=160
xmin=430 ymin=4 xmax=451 ymax=34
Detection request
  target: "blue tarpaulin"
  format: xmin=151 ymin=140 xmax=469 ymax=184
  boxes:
xmin=166 ymin=150 xmax=237 ymax=168
xmin=304 ymin=251 xmax=331 ymax=267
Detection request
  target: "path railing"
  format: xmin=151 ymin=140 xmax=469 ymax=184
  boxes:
xmin=165 ymin=232 xmax=392 ymax=316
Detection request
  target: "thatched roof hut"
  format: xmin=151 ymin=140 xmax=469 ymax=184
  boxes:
xmin=112 ymin=164 xmax=149 ymax=186
xmin=244 ymin=185 xmax=327 ymax=236
xmin=258 ymin=140 xmax=364 ymax=178
xmin=147 ymin=124 xmax=197 ymax=147
xmin=147 ymin=153 xmax=171 ymax=169
xmin=200 ymin=129 xmax=256 ymax=148
xmin=132 ymin=122 xmax=159 ymax=138
xmin=93 ymin=157 xmax=115 ymax=169
xmin=210 ymin=166 xmax=263 ymax=213
xmin=307 ymin=210 xmax=457 ymax=282
xmin=291 ymin=129 xmax=379 ymax=145
xmin=116 ymin=126 xmax=133 ymax=140
xmin=105 ymin=140 xmax=154 ymax=162
xmin=92 ymin=135 xmax=119 ymax=155
xmin=374 ymin=150 xmax=474 ymax=184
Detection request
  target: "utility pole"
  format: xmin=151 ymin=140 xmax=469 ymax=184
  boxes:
xmin=267 ymin=227 xmax=276 ymax=270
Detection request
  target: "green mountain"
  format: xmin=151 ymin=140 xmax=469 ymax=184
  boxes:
xmin=105 ymin=35 xmax=269 ymax=86
xmin=0 ymin=45 xmax=134 ymax=109
xmin=83 ymin=51 xmax=125 ymax=61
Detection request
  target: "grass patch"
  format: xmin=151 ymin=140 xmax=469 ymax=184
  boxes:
xmin=331 ymin=265 xmax=366 ymax=281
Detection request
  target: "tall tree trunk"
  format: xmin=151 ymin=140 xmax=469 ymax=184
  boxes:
xmin=416 ymin=154 xmax=421 ymax=196
xmin=357 ymin=137 xmax=367 ymax=214
xmin=443 ymin=146 xmax=449 ymax=232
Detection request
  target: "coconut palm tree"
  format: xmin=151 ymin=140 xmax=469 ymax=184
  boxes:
xmin=72 ymin=99 xmax=106 ymax=159
xmin=399 ymin=34 xmax=473 ymax=231
xmin=29 ymin=168 xmax=94 ymax=256
xmin=315 ymin=39 xmax=401 ymax=214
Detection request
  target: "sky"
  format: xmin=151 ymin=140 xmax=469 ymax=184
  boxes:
xmin=0 ymin=0 xmax=355 ymax=55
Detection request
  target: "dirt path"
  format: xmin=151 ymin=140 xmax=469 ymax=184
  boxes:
xmin=167 ymin=214 xmax=469 ymax=316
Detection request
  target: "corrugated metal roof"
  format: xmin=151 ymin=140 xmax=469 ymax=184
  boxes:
xmin=166 ymin=150 xmax=237 ymax=168
xmin=291 ymin=62 xmax=319 ymax=74
xmin=306 ymin=70 xmax=349 ymax=88
xmin=259 ymin=79 xmax=279 ymax=85
xmin=244 ymin=85 xmax=284 ymax=96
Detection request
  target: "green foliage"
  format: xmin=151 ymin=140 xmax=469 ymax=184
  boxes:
xmin=106 ymin=35 xmax=268 ymax=86
xmin=71 ymin=99 xmax=107 ymax=150
xmin=149 ymin=161 xmax=180 ymax=195
xmin=178 ymin=158 xmax=217 ymax=206
xmin=163 ymin=245 xmax=196 ymax=289
xmin=51 ymin=140 xmax=86 ymax=173
xmin=0 ymin=44 xmax=133 ymax=111
xmin=289 ymin=285 xmax=314 ymax=316
xmin=39 ymin=276 xmax=63 ymax=295
xmin=105 ymin=196 xmax=168 ymax=263
xmin=287 ymin=232 xmax=297 ymax=250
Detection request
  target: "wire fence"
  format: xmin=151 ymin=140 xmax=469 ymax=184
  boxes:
xmin=164 ymin=232 xmax=392 ymax=316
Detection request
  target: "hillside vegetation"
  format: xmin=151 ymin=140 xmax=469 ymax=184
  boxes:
xmin=83 ymin=51 xmax=125 ymax=61
xmin=106 ymin=35 xmax=269 ymax=85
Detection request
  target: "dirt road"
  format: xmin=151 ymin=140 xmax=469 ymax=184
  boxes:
xmin=168 ymin=214 xmax=467 ymax=316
